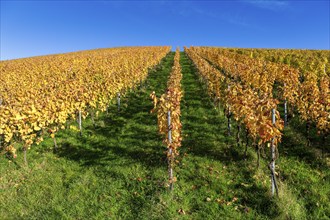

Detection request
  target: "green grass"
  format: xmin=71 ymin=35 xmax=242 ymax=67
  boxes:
xmin=0 ymin=52 xmax=329 ymax=219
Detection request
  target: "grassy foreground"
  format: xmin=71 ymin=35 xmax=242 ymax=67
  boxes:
xmin=0 ymin=52 xmax=329 ymax=219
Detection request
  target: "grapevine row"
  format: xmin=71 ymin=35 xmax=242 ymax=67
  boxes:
xmin=150 ymin=48 xmax=182 ymax=190
xmin=228 ymin=48 xmax=329 ymax=78
xmin=186 ymin=47 xmax=284 ymax=146
xmin=223 ymin=48 xmax=330 ymax=134
xmin=191 ymin=47 xmax=300 ymax=105
xmin=0 ymin=46 xmax=171 ymax=159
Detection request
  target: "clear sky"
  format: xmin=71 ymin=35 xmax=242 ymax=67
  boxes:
xmin=1 ymin=0 xmax=329 ymax=60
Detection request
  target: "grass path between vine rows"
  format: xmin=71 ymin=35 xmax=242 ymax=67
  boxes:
xmin=0 ymin=52 xmax=329 ymax=219
xmin=175 ymin=52 xmax=285 ymax=219
xmin=178 ymin=52 xmax=329 ymax=219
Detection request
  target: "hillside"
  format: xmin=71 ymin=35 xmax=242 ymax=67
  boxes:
xmin=0 ymin=50 xmax=329 ymax=219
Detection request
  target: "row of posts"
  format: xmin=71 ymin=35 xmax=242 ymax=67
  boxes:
xmin=225 ymin=99 xmax=279 ymax=196
xmin=76 ymin=92 xmax=121 ymax=136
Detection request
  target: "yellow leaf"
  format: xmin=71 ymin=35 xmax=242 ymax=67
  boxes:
xmin=69 ymin=125 xmax=79 ymax=132
xmin=34 ymin=125 xmax=41 ymax=131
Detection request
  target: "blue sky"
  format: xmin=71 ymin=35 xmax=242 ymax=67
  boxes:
xmin=1 ymin=0 xmax=329 ymax=60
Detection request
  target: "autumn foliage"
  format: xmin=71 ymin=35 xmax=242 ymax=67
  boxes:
xmin=150 ymin=48 xmax=182 ymax=185
xmin=0 ymin=47 xmax=171 ymax=158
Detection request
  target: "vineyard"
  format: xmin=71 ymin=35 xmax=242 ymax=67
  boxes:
xmin=0 ymin=47 xmax=329 ymax=219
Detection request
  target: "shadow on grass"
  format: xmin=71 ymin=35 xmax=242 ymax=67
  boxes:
xmin=180 ymin=53 xmax=247 ymax=163
xmin=55 ymin=52 xmax=175 ymax=169
xmin=279 ymin=115 xmax=330 ymax=170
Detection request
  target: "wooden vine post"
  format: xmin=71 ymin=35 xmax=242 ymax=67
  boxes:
xmin=167 ymin=110 xmax=174 ymax=191
xmin=117 ymin=92 xmax=121 ymax=111
xmin=244 ymin=128 xmax=249 ymax=159
xmin=78 ymin=110 xmax=82 ymax=136
xmin=270 ymin=108 xmax=279 ymax=196
xmin=227 ymin=85 xmax=231 ymax=136
xmin=90 ymin=110 xmax=95 ymax=127
xmin=217 ymin=97 xmax=221 ymax=115
xmin=227 ymin=109 xmax=231 ymax=136
xmin=23 ymin=146 xmax=28 ymax=166
xmin=284 ymin=83 xmax=288 ymax=127
xmin=284 ymin=99 xmax=288 ymax=127
xmin=236 ymin=124 xmax=241 ymax=147
xmin=53 ymin=136 xmax=58 ymax=151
